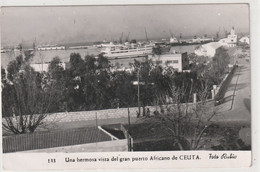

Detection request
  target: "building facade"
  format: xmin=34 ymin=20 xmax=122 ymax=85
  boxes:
xmin=30 ymin=62 xmax=66 ymax=72
xmin=239 ymin=36 xmax=250 ymax=45
xmin=149 ymin=52 xmax=188 ymax=72
xmin=194 ymin=42 xmax=222 ymax=57
xmin=218 ymin=27 xmax=237 ymax=47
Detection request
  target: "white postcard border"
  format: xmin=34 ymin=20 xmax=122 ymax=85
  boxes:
xmin=0 ymin=0 xmax=259 ymax=172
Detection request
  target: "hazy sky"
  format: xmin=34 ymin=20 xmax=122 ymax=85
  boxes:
xmin=1 ymin=4 xmax=249 ymax=46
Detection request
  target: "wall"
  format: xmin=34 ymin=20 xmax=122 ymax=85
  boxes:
xmin=43 ymin=104 xmax=196 ymax=123
xmin=22 ymin=139 xmax=128 ymax=153
xmin=3 ymin=103 xmax=197 ymax=127
xmin=214 ymin=65 xmax=237 ymax=102
xmin=2 ymin=127 xmax=112 ymax=153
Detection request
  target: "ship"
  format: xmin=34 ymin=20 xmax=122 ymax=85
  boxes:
xmin=101 ymin=43 xmax=153 ymax=59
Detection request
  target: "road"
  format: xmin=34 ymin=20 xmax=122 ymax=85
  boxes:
xmin=214 ymin=58 xmax=251 ymax=124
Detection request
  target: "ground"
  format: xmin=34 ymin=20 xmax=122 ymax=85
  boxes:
xmin=214 ymin=55 xmax=251 ymax=123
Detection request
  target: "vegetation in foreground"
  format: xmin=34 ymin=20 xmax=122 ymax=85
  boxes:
xmin=2 ymin=47 xmax=231 ymax=134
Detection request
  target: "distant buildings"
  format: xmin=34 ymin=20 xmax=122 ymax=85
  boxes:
xmin=195 ymin=27 xmax=238 ymax=57
xmin=149 ymin=52 xmax=189 ymax=72
xmin=189 ymin=36 xmax=213 ymax=44
xmin=218 ymin=27 xmax=237 ymax=47
xmin=239 ymin=36 xmax=250 ymax=45
xmin=30 ymin=62 xmax=66 ymax=72
xmin=170 ymin=37 xmax=178 ymax=43
xmin=37 ymin=45 xmax=66 ymax=51
xmin=194 ymin=42 xmax=222 ymax=57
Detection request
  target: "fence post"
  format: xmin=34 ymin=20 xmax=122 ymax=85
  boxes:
xmin=127 ymin=107 xmax=132 ymax=151
xmin=211 ymin=89 xmax=215 ymax=99
xmin=95 ymin=112 xmax=98 ymax=129
xmin=193 ymin=93 xmax=197 ymax=103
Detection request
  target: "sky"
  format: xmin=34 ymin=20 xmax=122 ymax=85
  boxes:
xmin=0 ymin=4 xmax=249 ymax=46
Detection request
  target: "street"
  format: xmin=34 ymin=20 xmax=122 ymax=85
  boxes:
xmin=214 ymin=58 xmax=251 ymax=124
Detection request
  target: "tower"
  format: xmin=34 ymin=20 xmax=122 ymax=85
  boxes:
xmin=231 ymin=27 xmax=235 ymax=36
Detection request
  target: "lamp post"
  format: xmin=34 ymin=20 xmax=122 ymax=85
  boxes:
xmin=132 ymin=68 xmax=154 ymax=117
xmin=137 ymin=69 xmax=140 ymax=115
xmin=132 ymin=68 xmax=144 ymax=117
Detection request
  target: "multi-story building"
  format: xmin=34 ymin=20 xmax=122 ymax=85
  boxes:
xmin=149 ymin=52 xmax=189 ymax=72
xmin=218 ymin=27 xmax=237 ymax=47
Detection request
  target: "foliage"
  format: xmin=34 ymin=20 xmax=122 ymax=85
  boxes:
xmin=211 ymin=47 xmax=231 ymax=84
xmin=2 ymin=57 xmax=56 ymax=134
xmin=152 ymin=45 xmax=162 ymax=55
xmin=140 ymin=84 xmax=215 ymax=150
xmin=2 ymin=47 xmax=231 ymax=134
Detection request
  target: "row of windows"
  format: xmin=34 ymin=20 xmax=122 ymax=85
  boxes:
xmin=155 ymin=60 xmax=179 ymax=64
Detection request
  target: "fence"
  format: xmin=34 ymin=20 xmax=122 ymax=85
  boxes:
xmin=23 ymin=139 xmax=129 ymax=153
xmin=2 ymin=103 xmax=198 ymax=130
xmin=214 ymin=65 xmax=237 ymax=102
xmin=40 ymin=104 xmax=196 ymax=123
xmin=2 ymin=126 xmax=112 ymax=153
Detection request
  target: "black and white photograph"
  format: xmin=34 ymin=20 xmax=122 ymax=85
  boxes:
xmin=1 ymin=1 xmax=257 ymax=170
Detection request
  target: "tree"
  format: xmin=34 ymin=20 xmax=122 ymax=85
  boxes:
xmin=48 ymin=57 xmax=65 ymax=79
xmin=211 ymin=47 xmax=231 ymax=84
xmin=1 ymin=67 xmax=7 ymax=86
xmin=152 ymin=45 xmax=162 ymax=55
xmin=46 ymin=57 xmax=68 ymax=112
xmin=6 ymin=55 xmax=24 ymax=82
xmin=2 ymin=62 xmax=56 ymax=134
xmin=110 ymin=71 xmax=136 ymax=108
xmin=24 ymin=50 xmax=34 ymax=62
xmin=84 ymin=54 xmax=113 ymax=110
xmin=65 ymin=53 xmax=86 ymax=111
xmin=141 ymin=82 xmax=216 ymax=150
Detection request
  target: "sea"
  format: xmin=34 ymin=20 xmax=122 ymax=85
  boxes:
xmin=1 ymin=44 xmax=199 ymax=69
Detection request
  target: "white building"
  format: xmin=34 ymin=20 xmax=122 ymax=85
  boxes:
xmin=194 ymin=42 xmax=222 ymax=57
xmin=191 ymin=36 xmax=201 ymax=43
xmin=239 ymin=36 xmax=250 ymax=45
xmin=30 ymin=63 xmax=49 ymax=72
xmin=149 ymin=52 xmax=188 ymax=72
xmin=170 ymin=37 xmax=178 ymax=43
xmin=30 ymin=62 xmax=66 ymax=72
xmin=37 ymin=45 xmax=66 ymax=51
xmin=195 ymin=27 xmax=238 ymax=57
xmin=218 ymin=27 xmax=237 ymax=47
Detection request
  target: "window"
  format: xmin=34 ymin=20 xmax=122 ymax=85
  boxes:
xmin=156 ymin=60 xmax=162 ymax=64
xmin=166 ymin=60 xmax=173 ymax=64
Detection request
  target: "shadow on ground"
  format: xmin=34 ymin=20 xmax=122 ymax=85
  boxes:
xmin=243 ymin=98 xmax=251 ymax=113
xmin=227 ymin=83 xmax=247 ymax=92
xmin=215 ymin=95 xmax=233 ymax=106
